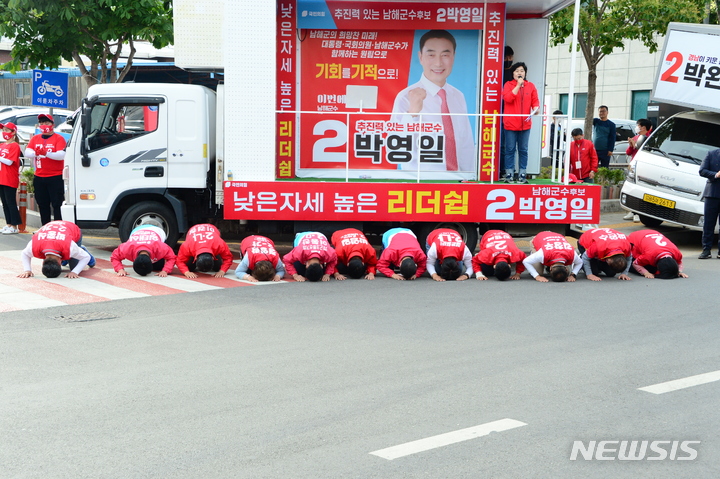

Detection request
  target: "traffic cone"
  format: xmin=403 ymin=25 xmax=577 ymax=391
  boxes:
xmin=18 ymin=182 xmax=27 ymax=233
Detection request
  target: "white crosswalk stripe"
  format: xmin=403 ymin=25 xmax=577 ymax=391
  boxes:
xmin=0 ymin=245 xmax=288 ymax=312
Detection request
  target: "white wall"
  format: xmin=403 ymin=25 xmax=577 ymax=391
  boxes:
xmin=544 ymin=35 xmax=665 ymax=119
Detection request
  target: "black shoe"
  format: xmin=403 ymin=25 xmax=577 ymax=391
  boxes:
xmin=699 ymin=249 xmax=712 ymax=259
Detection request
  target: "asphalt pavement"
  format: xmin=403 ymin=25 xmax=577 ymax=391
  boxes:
xmin=1 ymin=210 xmax=718 ymax=478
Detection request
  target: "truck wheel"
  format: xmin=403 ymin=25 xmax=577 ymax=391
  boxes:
xmin=119 ymin=201 xmax=179 ymax=246
xmin=417 ymin=222 xmax=479 ymax=254
xmin=639 ymin=215 xmax=663 ymax=228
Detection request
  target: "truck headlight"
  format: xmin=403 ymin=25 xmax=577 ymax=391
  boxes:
xmin=625 ymin=163 xmax=636 ymax=183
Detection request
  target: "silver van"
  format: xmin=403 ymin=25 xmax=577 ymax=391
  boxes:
xmin=620 ymin=110 xmax=720 ymax=230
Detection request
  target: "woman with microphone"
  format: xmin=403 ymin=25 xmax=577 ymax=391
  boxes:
xmin=502 ymin=62 xmax=539 ymax=184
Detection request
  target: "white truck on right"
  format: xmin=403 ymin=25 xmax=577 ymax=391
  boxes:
xmin=620 ymin=22 xmax=720 ymax=230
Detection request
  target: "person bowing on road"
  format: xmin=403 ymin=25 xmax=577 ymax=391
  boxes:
xmin=177 ymin=223 xmax=234 ymax=278
xmin=18 ymin=220 xmax=95 ymax=279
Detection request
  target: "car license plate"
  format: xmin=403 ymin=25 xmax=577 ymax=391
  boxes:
xmin=643 ymin=193 xmax=676 ymax=209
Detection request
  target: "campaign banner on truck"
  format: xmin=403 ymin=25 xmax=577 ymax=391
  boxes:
xmin=298 ymin=28 xmax=480 ymax=180
xmin=224 ymin=181 xmax=601 ymax=223
xmin=277 ymin=0 xmax=297 ymax=179
xmin=298 ymin=2 xmax=495 ymax=30
xmin=653 ymin=28 xmax=720 ymax=110
xmin=290 ymin=1 xmax=505 ymax=182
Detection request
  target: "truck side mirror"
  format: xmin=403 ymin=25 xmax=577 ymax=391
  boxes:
xmin=81 ymin=103 xmax=92 ymax=167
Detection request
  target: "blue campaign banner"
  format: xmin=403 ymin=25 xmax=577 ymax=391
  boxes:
xmin=32 ymin=70 xmax=69 ymax=108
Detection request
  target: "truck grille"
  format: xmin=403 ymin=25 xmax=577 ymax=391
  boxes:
xmin=625 ymin=195 xmax=702 ymax=226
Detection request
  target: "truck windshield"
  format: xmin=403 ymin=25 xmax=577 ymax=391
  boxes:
xmin=643 ymin=116 xmax=720 ymax=164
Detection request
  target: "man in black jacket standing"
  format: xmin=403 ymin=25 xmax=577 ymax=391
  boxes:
xmin=699 ymin=148 xmax=720 ymax=258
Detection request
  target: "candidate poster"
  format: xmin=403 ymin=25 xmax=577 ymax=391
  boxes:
xmin=653 ymin=28 xmax=720 ymax=111
xmin=291 ymin=2 xmax=505 ymax=181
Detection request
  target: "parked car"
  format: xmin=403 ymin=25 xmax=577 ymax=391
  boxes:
xmin=0 ymin=107 xmax=75 ymax=143
xmin=0 ymin=105 xmax=34 ymax=115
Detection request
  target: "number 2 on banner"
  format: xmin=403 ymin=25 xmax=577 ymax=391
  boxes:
xmin=486 ymin=189 xmax=515 ymax=220
xmin=660 ymin=51 xmax=683 ymax=83
xmin=313 ymin=119 xmax=347 ymax=162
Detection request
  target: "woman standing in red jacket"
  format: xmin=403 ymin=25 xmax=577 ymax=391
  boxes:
xmin=502 ymin=62 xmax=539 ymax=184
xmin=0 ymin=122 xmax=22 ymax=234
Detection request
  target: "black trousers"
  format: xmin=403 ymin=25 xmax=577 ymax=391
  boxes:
xmin=0 ymin=184 xmax=21 ymax=226
xmin=33 ymin=175 xmax=64 ymax=225
xmin=702 ymin=196 xmax=720 ymax=250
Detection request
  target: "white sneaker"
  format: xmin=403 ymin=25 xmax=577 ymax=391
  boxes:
xmin=2 ymin=226 xmax=19 ymax=234
xmin=633 ymin=215 xmax=640 ymax=223
xmin=0 ymin=226 xmax=9 ymax=234
xmin=623 ymin=212 xmax=634 ymax=220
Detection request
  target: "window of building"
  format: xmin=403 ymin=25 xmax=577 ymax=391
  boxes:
xmin=631 ymin=90 xmax=651 ymax=120
xmin=14 ymin=82 xmax=30 ymax=99
xmin=559 ymin=93 xmax=588 ymax=118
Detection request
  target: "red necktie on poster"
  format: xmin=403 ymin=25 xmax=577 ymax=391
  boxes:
xmin=437 ymin=89 xmax=458 ymax=171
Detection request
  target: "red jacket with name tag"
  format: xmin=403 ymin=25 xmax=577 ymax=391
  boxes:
xmin=579 ymin=228 xmax=631 ymax=259
xmin=31 ymin=220 xmax=81 ymax=260
xmin=177 ymin=224 xmax=234 ymax=273
xmin=532 ymin=231 xmax=576 ymax=266
xmin=628 ymin=230 xmax=682 ymax=269
xmin=427 ymin=228 xmax=466 ymax=261
xmin=283 ymin=232 xmax=338 ymax=276
xmin=376 ymin=232 xmax=427 ymax=278
xmin=331 ymin=228 xmax=377 ymax=274
xmin=241 ymin=235 xmax=281 ymax=269
xmin=472 ymin=229 xmax=526 ymax=273
xmin=110 ymin=228 xmax=176 ymax=273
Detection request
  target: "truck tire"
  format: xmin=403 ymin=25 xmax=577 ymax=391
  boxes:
xmin=417 ymin=222 xmax=479 ymax=254
xmin=639 ymin=215 xmax=663 ymax=228
xmin=118 ymin=201 xmax=179 ymax=246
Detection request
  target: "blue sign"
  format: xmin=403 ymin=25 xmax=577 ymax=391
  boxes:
xmin=32 ymin=70 xmax=69 ymax=108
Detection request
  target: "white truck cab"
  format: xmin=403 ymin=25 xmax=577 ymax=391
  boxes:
xmin=62 ymin=83 xmax=216 ymax=243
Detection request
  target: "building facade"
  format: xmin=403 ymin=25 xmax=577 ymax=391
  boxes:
xmin=544 ymin=36 xmax=665 ymax=121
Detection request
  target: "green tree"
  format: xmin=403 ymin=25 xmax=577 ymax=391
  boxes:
xmin=0 ymin=0 xmax=173 ymax=86
xmin=550 ymin=0 xmax=705 ymax=135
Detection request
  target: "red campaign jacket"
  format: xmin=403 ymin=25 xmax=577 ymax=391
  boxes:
xmin=0 ymin=142 xmax=21 ymax=188
xmin=177 ymin=223 xmax=234 ymax=273
xmin=31 ymin=220 xmax=81 ymax=260
xmin=472 ymin=229 xmax=526 ymax=273
xmin=241 ymin=235 xmax=280 ymax=269
xmin=628 ymin=230 xmax=682 ymax=268
xmin=330 ymin=228 xmax=377 ymax=275
xmin=502 ymin=80 xmax=540 ymax=131
xmin=532 ymin=231 xmax=576 ymax=266
xmin=376 ymin=232 xmax=427 ymax=278
xmin=283 ymin=232 xmax=338 ymax=275
xmin=569 ymin=139 xmax=598 ymax=180
xmin=579 ymin=228 xmax=631 ymax=259
xmin=110 ymin=228 xmax=176 ymax=273
xmin=27 ymin=133 xmax=67 ymax=177
xmin=427 ymin=228 xmax=466 ymax=261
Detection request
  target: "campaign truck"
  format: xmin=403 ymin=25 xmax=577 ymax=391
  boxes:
xmin=620 ymin=22 xmax=720 ymax=230
xmin=61 ymin=0 xmax=600 ymax=247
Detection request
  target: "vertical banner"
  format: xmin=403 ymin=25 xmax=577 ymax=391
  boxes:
xmin=478 ymin=3 xmax=504 ymax=181
xmin=276 ymin=0 xmax=297 ymax=178
xmin=295 ymin=2 xmax=493 ymax=181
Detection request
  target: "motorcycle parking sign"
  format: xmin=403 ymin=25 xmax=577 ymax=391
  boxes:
xmin=32 ymin=70 xmax=69 ymax=108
